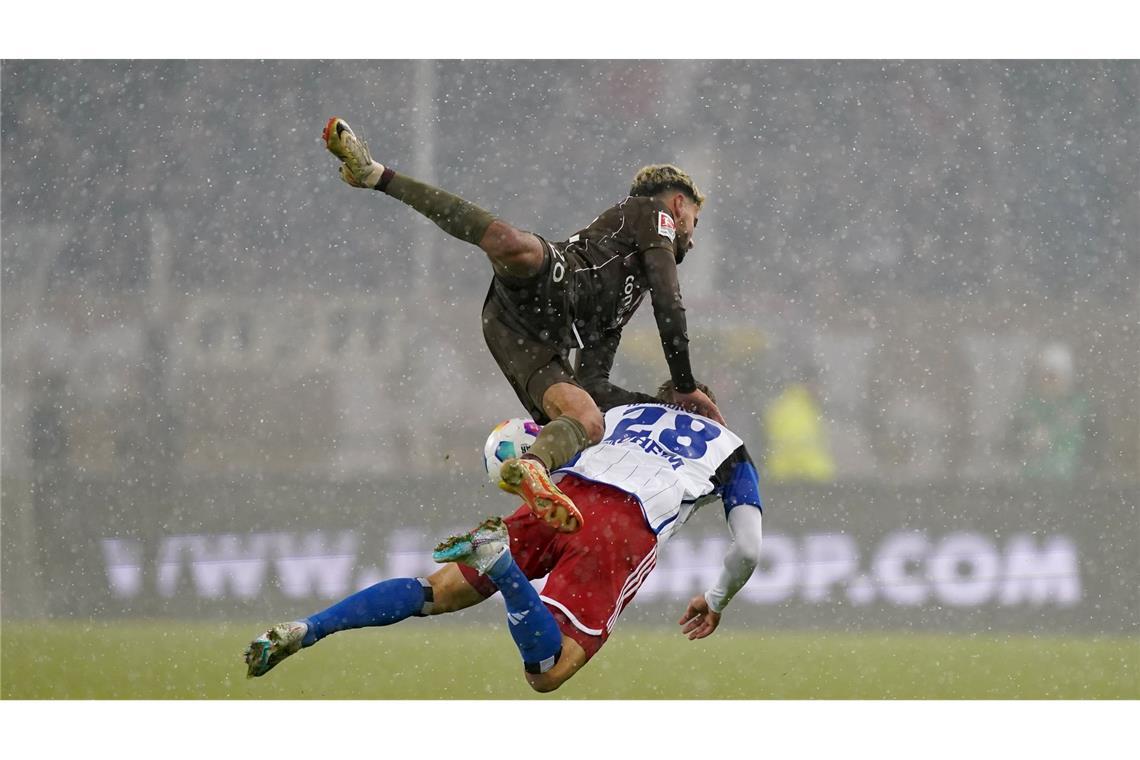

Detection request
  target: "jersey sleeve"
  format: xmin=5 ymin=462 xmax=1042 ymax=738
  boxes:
xmin=704 ymin=505 xmax=763 ymax=613
xmin=630 ymin=196 xmax=681 ymax=255
xmin=575 ymin=329 xmax=661 ymax=410
xmin=642 ymin=248 xmax=696 ymax=393
xmin=628 ymin=198 xmax=696 ymax=393
xmin=713 ymin=444 xmax=763 ymax=513
xmin=704 ymin=443 xmax=764 ymax=613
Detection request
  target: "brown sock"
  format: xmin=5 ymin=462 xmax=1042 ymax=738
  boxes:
xmin=524 ymin=416 xmax=590 ymax=472
xmin=380 ymin=172 xmax=495 ymax=245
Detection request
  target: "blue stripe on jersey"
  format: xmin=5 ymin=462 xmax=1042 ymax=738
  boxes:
xmin=722 ymin=461 xmax=763 ymax=514
xmin=653 ymin=512 xmax=679 ymax=535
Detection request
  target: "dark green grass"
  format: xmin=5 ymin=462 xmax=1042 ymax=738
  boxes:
xmin=2 ymin=620 xmax=1136 ymax=699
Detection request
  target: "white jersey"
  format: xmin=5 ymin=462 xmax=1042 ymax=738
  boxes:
xmin=555 ymin=403 xmax=742 ymax=543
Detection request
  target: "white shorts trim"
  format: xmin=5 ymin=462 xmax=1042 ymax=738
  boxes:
xmin=539 ymin=594 xmax=604 ymax=637
xmin=606 ymin=545 xmax=657 ymax=633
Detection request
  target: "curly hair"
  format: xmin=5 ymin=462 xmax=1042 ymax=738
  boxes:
xmin=629 ymin=164 xmax=706 ymax=207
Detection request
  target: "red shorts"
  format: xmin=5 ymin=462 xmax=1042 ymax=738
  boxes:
xmin=458 ymin=475 xmax=658 ymax=661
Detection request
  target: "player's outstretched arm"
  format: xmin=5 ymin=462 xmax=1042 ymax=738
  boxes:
xmin=680 ymin=506 xmax=762 ymax=642
xmin=708 ymin=506 xmax=763 ymax=602
xmin=679 ymin=451 xmax=764 ymax=641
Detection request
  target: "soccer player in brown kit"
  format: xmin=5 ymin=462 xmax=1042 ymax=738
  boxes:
xmin=323 ymin=117 xmax=725 ymax=533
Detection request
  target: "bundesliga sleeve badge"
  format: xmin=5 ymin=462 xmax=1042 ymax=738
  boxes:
xmin=656 ymin=211 xmax=676 ymax=242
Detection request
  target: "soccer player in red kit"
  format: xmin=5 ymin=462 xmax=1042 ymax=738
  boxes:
xmin=245 ymin=391 xmax=763 ymax=693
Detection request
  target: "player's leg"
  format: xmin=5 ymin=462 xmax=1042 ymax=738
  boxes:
xmin=478 ymin=220 xmax=546 ymax=279
xmin=481 ymin=305 xmax=593 ymax=532
xmin=243 ymin=563 xmax=484 ymax=678
xmin=519 ymin=477 xmax=660 ymax=692
xmin=323 ymin=117 xmax=544 ymax=277
xmin=538 ymin=381 xmax=605 ymax=446
xmin=421 ymin=563 xmax=488 ymax=613
xmin=433 ymin=517 xmax=565 ymax=677
xmin=525 ymin=635 xmax=588 ymax=692
xmin=498 ymin=382 xmax=605 ymax=531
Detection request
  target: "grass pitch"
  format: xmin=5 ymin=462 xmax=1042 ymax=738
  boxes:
xmin=2 ymin=620 xmax=1136 ymax=700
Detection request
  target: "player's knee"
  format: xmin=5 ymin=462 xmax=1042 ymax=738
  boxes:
xmin=482 ymin=222 xmax=540 ymax=271
xmin=525 ymin=672 xmax=565 ymax=693
xmin=495 ymin=224 xmax=532 ymax=254
xmin=423 ymin=566 xmax=482 ymax=614
xmin=579 ymin=408 xmax=604 ymax=444
xmin=525 ymin=637 xmax=584 ymax=692
xmin=543 ymin=389 xmax=603 ymax=444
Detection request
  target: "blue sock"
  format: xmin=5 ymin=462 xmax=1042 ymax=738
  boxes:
xmin=302 ymin=578 xmax=428 ymax=647
xmin=486 ymin=551 xmax=563 ymax=672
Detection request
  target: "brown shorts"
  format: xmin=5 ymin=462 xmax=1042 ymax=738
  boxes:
xmin=481 ymin=236 xmax=582 ymax=424
xmin=482 ymin=294 xmax=578 ymax=424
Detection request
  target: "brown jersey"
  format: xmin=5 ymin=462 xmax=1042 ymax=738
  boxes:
xmin=488 ymin=195 xmax=695 ymax=395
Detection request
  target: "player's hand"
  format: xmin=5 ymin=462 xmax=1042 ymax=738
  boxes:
xmin=672 ymin=388 xmax=727 ymax=425
xmin=678 ymin=594 xmax=721 ymax=640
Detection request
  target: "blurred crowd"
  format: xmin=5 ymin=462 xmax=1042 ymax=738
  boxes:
xmin=3 ymin=60 xmax=1136 ymax=488
xmin=3 ymin=61 xmax=1135 ymax=301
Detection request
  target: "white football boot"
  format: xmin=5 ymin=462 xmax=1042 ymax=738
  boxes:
xmin=322 ymin=116 xmax=385 ymax=189
xmin=244 ymin=620 xmax=308 ymax=678
xmin=431 ymin=517 xmax=510 ymax=576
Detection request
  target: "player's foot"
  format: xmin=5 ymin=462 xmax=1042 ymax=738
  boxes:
xmin=243 ymin=620 xmax=308 ymax=679
xmin=432 ymin=516 xmax=509 ymax=575
xmin=323 ymin=116 xmax=385 ymax=188
xmin=498 ymin=458 xmax=583 ymax=533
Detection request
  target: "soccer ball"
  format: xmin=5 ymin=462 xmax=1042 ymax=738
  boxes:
xmin=483 ymin=418 xmax=542 ymax=483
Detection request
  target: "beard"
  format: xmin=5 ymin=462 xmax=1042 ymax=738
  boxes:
xmin=674 ymin=236 xmax=692 ymax=265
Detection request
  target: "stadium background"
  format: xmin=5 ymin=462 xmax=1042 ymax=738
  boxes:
xmin=1 ymin=60 xmax=1136 ymax=698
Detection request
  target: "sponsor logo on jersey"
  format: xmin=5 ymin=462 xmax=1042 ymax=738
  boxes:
xmin=610 ymin=431 xmax=687 ymax=470
xmin=656 ymin=211 xmax=676 ymax=241
xmin=616 ymin=274 xmax=638 ymax=322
